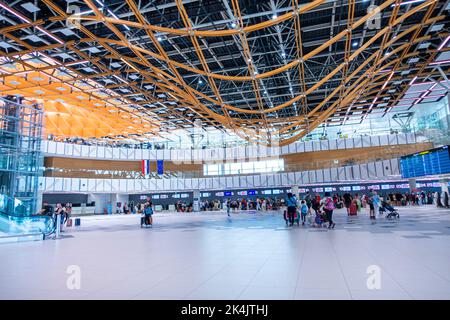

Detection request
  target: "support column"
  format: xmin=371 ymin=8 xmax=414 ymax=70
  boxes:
xmin=291 ymin=185 xmax=299 ymax=198
xmin=409 ymin=178 xmax=416 ymax=192
xmin=440 ymin=179 xmax=448 ymax=194
xmin=193 ymin=190 xmax=201 ymax=212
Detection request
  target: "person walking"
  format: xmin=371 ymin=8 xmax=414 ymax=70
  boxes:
xmin=226 ymin=198 xmax=231 ymax=217
xmin=286 ymin=193 xmax=297 ymax=227
xmin=371 ymin=191 xmax=381 ymax=217
xmin=321 ymin=192 xmax=335 ymax=229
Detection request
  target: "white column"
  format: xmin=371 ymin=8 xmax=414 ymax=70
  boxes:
xmin=409 ymin=178 xmax=416 ymax=192
xmin=193 ymin=190 xmax=200 ymax=212
xmin=291 ymin=185 xmax=299 ymax=198
xmin=440 ymin=179 xmax=448 ymax=194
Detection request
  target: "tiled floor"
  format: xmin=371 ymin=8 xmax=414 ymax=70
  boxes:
xmin=1 ymin=206 xmax=449 ymax=300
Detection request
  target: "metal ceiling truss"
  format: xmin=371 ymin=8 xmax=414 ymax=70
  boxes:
xmin=0 ymin=0 xmax=449 ymax=146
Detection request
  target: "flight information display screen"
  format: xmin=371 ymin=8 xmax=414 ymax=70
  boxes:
xmin=400 ymin=146 xmax=450 ymax=178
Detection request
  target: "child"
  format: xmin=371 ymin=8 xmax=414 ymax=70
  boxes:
xmin=300 ymin=200 xmax=308 ymax=226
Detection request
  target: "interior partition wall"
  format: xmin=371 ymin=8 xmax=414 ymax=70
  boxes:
xmin=0 ymin=96 xmax=43 ymax=215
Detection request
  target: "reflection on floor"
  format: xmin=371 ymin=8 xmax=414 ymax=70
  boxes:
xmin=1 ymin=206 xmax=449 ymax=300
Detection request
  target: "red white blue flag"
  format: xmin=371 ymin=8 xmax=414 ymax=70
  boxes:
xmin=141 ymin=160 xmax=150 ymax=175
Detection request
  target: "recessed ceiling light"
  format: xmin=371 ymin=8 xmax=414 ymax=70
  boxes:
xmin=9 ymin=80 xmax=21 ymax=85
xmin=34 ymin=90 xmax=44 ymax=94
xmin=272 ymin=14 xmax=278 ymax=20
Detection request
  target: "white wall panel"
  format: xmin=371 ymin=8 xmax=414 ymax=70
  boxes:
xmin=156 ymin=150 xmax=164 ymax=161
xmin=287 ymin=172 xmax=296 ymax=185
xmin=352 ymin=165 xmax=361 ymax=180
xmin=170 ymin=179 xmax=178 ymax=190
xmin=156 ymin=179 xmax=164 ymax=191
xmin=288 ymin=143 xmax=297 ymax=154
xmin=379 ymin=134 xmax=389 ymax=146
xmin=323 ymin=168 xmax=331 ymax=182
xmin=163 ymin=179 xmax=170 ymax=190
xmin=163 ymin=149 xmax=171 ymax=160
xmin=397 ymin=133 xmax=407 ymax=145
xmin=308 ymin=171 xmax=316 ymax=183
xmin=388 ymin=134 xmax=399 ymax=145
xmin=253 ymin=175 xmax=261 ymax=187
xmin=370 ymin=135 xmax=380 ymax=147
xmin=361 ymin=136 xmax=371 ymax=147
xmin=198 ymin=177 xmax=206 ymax=190
xmin=47 ymin=141 xmax=56 ymax=154
xmin=312 ymin=140 xmax=320 ymax=152
xmin=56 ymin=142 xmax=65 ymax=155
xmin=63 ymin=178 xmax=71 ymax=192
xmin=281 ymin=145 xmax=289 ymax=155
xmin=191 ymin=178 xmax=199 ymax=190
xmin=211 ymin=177 xmax=219 ymax=189
xmin=345 ymin=166 xmax=353 ymax=180
xmin=328 ymin=139 xmax=338 ymax=150
xmin=64 ymin=143 xmax=73 ymax=157
xmin=96 ymin=179 xmax=104 ymax=192
xmin=301 ymin=171 xmax=309 ymax=184
xmin=127 ymin=149 xmax=135 ymax=160
xmin=375 ymin=161 xmax=384 ymax=177
xmin=72 ymin=144 xmax=81 ymax=157
xmin=330 ymin=168 xmax=338 ymax=182
xmin=356 ymin=163 xmax=366 ymax=180
xmin=320 ymin=140 xmax=329 ymax=151
xmin=353 ymin=136 xmax=362 ymax=148
xmin=281 ymin=173 xmax=288 ymax=186
xmin=273 ymin=174 xmax=281 ymax=186
xmin=304 ymin=141 xmax=313 ymax=152
xmin=367 ymin=162 xmax=377 ymax=178
xmin=297 ymin=142 xmax=305 ymax=153
xmin=148 ymin=150 xmax=156 ymax=160
xmin=336 ymin=139 xmax=345 ymax=150
xmin=338 ymin=167 xmax=346 ymax=180
xmin=233 ymin=176 xmax=240 ymax=187
xmin=104 ymin=147 xmax=113 ymax=159
xmin=97 ymin=146 xmax=105 ymax=158
xmin=81 ymin=145 xmax=89 ymax=157
xmin=87 ymin=179 xmax=96 ymax=192
xmin=112 ymin=148 xmax=120 ymax=159
xmin=390 ymin=158 xmax=399 ymax=175
xmin=79 ymin=179 xmax=88 ymax=192
xmin=237 ymin=146 xmax=246 ymax=160
xmin=345 ymin=138 xmax=354 ymax=149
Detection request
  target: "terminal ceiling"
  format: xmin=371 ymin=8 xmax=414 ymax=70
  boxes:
xmin=0 ymin=0 xmax=449 ymax=145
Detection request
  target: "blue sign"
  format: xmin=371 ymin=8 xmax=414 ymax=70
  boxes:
xmin=224 ymin=191 xmax=232 ymax=196
xmin=401 ymin=146 xmax=450 ymax=178
xmin=157 ymin=160 xmax=164 ymax=175
xmin=248 ymin=190 xmax=256 ymax=195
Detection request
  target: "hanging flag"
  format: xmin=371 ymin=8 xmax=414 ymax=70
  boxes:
xmin=157 ymin=160 xmax=164 ymax=175
xmin=141 ymin=160 xmax=150 ymax=175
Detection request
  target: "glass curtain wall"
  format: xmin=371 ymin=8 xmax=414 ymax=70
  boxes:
xmin=0 ymin=96 xmax=43 ymax=216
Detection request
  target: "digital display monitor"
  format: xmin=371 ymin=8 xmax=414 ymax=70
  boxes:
xmin=172 ymin=194 xmax=180 ymax=198
xmin=224 ymin=191 xmax=233 ymax=196
xmin=152 ymin=195 xmax=160 ymax=199
xmin=352 ymin=186 xmax=361 ymax=191
xmin=160 ymin=195 xmax=168 ymax=199
xmin=262 ymin=190 xmax=272 ymax=195
xmin=181 ymin=194 xmax=189 ymax=198
xmin=368 ymin=185 xmax=380 ymax=190
xmin=202 ymin=193 xmax=211 ymax=197
xmin=324 ymin=187 xmax=333 ymax=192
xmin=237 ymin=191 xmax=247 ymax=196
xmin=400 ymin=146 xmax=450 ymax=178
xmin=298 ymin=188 xmax=307 ymax=193
xmin=248 ymin=190 xmax=256 ymax=195
xmin=215 ymin=192 xmax=224 ymax=197
xmin=340 ymin=186 xmax=351 ymax=191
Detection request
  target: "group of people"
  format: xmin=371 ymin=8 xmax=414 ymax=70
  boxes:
xmin=285 ymin=192 xmax=337 ymax=229
xmin=38 ymin=202 xmax=72 ymax=231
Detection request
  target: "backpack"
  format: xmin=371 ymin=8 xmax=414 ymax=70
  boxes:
xmin=144 ymin=206 xmax=153 ymax=215
xmin=301 ymin=204 xmax=308 ymax=214
xmin=325 ymin=197 xmax=335 ymax=211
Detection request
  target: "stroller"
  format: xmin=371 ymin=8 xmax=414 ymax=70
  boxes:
xmin=379 ymin=201 xmax=399 ymax=219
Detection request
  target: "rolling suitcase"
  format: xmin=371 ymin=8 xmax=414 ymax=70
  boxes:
xmin=349 ymin=203 xmax=357 ymax=216
xmin=74 ymin=218 xmax=81 ymax=226
xmin=66 ymin=218 xmax=73 ymax=227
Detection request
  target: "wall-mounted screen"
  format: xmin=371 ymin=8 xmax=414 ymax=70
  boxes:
xmin=400 ymin=146 xmax=450 ymax=178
